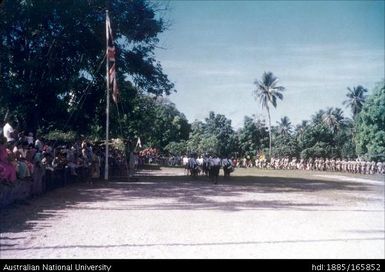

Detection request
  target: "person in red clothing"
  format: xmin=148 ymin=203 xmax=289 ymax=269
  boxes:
xmin=0 ymin=137 xmax=17 ymax=182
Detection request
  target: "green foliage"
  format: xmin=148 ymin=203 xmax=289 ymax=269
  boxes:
xmin=340 ymin=139 xmax=356 ymax=159
xmin=43 ymin=129 xmax=77 ymax=143
xmin=253 ymin=72 xmax=285 ymax=109
xmin=204 ymin=112 xmax=235 ymax=156
xmin=272 ymin=135 xmax=299 ymax=158
xmin=199 ymin=135 xmax=220 ymax=155
xmin=355 ymin=81 xmax=385 ymax=161
xmin=321 ymin=107 xmax=347 ymax=134
xmin=237 ymin=116 xmax=268 ymax=156
xmin=164 ymin=141 xmax=187 ymax=156
xmin=298 ymin=123 xmax=332 ymax=151
xmin=297 ymin=111 xmax=355 ymax=159
xmin=343 ymin=85 xmax=368 ymax=118
xmin=0 ymin=0 xmax=174 ymax=134
xmin=150 ymin=98 xmax=190 ymax=148
xmin=276 ymin=116 xmax=292 ymax=136
xmin=186 ymin=112 xmax=236 ymax=157
xmin=301 ymin=143 xmax=331 ymax=159
xmin=186 ymin=121 xmax=205 ymax=154
xmin=110 ymin=96 xmax=190 ymax=150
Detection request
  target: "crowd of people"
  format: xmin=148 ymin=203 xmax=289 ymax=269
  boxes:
xmin=0 ymin=121 xmax=141 ymax=196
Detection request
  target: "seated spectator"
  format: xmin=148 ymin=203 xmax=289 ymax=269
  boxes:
xmin=52 ymin=148 xmax=68 ymax=171
xmin=42 ymin=152 xmax=54 ymax=172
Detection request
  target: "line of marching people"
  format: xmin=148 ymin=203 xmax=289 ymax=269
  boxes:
xmin=252 ymin=157 xmax=384 ymax=175
xmin=176 ymin=153 xmax=384 ymax=179
xmin=183 ymin=153 xmax=234 ymax=184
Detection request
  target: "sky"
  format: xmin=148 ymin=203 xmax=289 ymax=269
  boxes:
xmin=154 ymin=0 xmax=385 ymax=129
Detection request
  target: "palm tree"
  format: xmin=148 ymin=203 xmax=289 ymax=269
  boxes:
xmin=253 ymin=71 xmax=285 ymax=158
xmin=277 ymin=116 xmax=292 ymax=137
xmin=295 ymin=120 xmax=309 ymax=138
xmin=343 ymin=85 xmax=368 ymax=118
xmin=322 ymin=107 xmax=346 ymax=134
xmin=311 ymin=109 xmax=325 ymax=125
xmin=296 ymin=120 xmax=308 ymax=132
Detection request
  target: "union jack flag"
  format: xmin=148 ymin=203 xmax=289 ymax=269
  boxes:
xmin=106 ymin=12 xmax=119 ymax=103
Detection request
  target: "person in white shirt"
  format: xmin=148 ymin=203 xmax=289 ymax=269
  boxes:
xmin=3 ymin=122 xmax=15 ymax=143
xmin=26 ymin=132 xmax=34 ymax=145
xmin=209 ymin=154 xmax=221 ymax=184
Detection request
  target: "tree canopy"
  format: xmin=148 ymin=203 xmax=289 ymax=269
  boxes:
xmin=183 ymin=112 xmax=237 ymax=157
xmin=354 ymin=81 xmax=385 ymax=161
xmin=343 ymin=85 xmax=368 ymax=118
xmin=0 ymin=0 xmax=174 ymax=136
xmin=237 ymin=116 xmax=268 ymax=157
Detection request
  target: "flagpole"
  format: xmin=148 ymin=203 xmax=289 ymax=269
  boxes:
xmin=105 ymin=9 xmax=110 ymax=181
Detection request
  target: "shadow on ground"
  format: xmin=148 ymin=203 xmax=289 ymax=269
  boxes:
xmin=1 ymin=170 xmax=383 ymax=236
xmin=2 ymin=237 xmax=383 ymax=252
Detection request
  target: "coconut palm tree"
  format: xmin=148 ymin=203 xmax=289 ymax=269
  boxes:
xmin=277 ymin=116 xmax=292 ymax=136
xmin=343 ymin=85 xmax=368 ymax=118
xmin=253 ymin=71 xmax=285 ymax=158
xmin=296 ymin=120 xmax=308 ymax=133
xmin=295 ymin=120 xmax=309 ymax=140
xmin=322 ymin=107 xmax=346 ymax=134
xmin=311 ymin=109 xmax=325 ymax=125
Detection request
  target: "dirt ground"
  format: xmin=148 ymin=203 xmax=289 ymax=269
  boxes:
xmin=0 ymin=167 xmax=384 ymax=259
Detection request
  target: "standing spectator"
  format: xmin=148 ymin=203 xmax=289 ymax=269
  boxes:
xmin=26 ymin=132 xmax=34 ymax=145
xmin=0 ymin=138 xmax=17 ymax=182
xmin=3 ymin=119 xmax=15 ymax=145
xmin=90 ymin=149 xmax=101 ymax=181
xmin=31 ymin=148 xmax=45 ymax=196
xmin=129 ymin=150 xmax=135 ymax=177
xmin=66 ymin=146 xmax=78 ymax=176
xmin=12 ymin=143 xmax=31 ymax=179
xmin=34 ymin=137 xmax=43 ymax=151
xmin=81 ymin=141 xmax=92 ymax=183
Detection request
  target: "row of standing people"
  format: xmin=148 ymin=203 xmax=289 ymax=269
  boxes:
xmin=0 ymin=138 xmax=105 ymax=194
xmin=183 ymin=155 xmax=235 ymax=184
xmin=168 ymin=154 xmax=384 ymax=175
xmin=246 ymin=157 xmax=384 ymax=175
xmin=1 ymin=121 xmax=147 ymax=184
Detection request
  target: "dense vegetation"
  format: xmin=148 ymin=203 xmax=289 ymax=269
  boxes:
xmin=0 ymin=0 xmax=175 ymax=141
xmin=166 ymin=79 xmax=384 ymax=161
xmin=1 ymin=1 xmax=383 ymax=161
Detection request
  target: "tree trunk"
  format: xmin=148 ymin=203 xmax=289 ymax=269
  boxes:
xmin=267 ymin=106 xmax=272 ymax=159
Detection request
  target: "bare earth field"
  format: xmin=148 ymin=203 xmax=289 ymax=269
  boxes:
xmin=0 ymin=167 xmax=384 ymax=259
